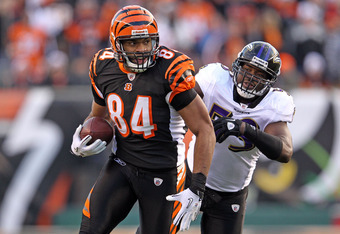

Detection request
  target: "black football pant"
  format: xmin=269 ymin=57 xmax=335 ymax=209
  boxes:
xmin=200 ymin=186 xmax=248 ymax=234
xmin=79 ymin=156 xmax=184 ymax=234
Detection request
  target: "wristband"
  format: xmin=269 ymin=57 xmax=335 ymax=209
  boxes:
xmin=189 ymin=173 xmax=206 ymax=199
xmin=243 ymin=123 xmax=282 ymax=160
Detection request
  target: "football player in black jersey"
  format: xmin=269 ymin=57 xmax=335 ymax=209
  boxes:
xmin=70 ymin=5 xmax=215 ymax=234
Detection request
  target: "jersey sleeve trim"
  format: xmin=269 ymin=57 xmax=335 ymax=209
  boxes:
xmin=91 ymin=86 xmax=106 ymax=106
xmin=89 ymin=50 xmax=104 ymax=99
xmin=89 ymin=50 xmax=101 ymax=77
xmin=165 ymin=54 xmax=195 ymax=103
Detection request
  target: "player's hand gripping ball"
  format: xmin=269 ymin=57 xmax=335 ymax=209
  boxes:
xmin=80 ymin=117 xmax=114 ymax=145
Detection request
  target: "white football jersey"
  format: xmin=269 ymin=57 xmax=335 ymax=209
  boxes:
xmin=188 ymin=63 xmax=295 ymax=192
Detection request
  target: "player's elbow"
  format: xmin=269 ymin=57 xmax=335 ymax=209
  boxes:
xmin=209 ymin=124 xmax=216 ymax=143
xmin=193 ymin=121 xmax=215 ymax=143
xmin=278 ymin=155 xmax=290 ymax=163
xmin=207 ymin=121 xmax=216 ymax=142
xmin=278 ymin=147 xmax=293 ymax=163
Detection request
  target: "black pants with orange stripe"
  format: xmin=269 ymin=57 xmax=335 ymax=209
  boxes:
xmin=79 ymin=156 xmax=184 ymax=234
xmin=200 ymin=186 xmax=248 ymax=234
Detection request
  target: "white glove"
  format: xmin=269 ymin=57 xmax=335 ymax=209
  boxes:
xmin=166 ymin=188 xmax=202 ymax=231
xmin=71 ymin=124 xmax=107 ymax=157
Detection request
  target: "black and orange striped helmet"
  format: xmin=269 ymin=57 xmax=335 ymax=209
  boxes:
xmin=110 ymin=5 xmax=159 ymax=73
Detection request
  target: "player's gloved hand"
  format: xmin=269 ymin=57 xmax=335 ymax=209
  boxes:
xmin=213 ymin=117 xmax=243 ymax=143
xmin=166 ymin=173 xmax=206 ymax=231
xmin=71 ymin=124 xmax=107 ymax=157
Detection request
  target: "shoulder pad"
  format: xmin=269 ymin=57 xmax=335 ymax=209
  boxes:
xmin=89 ymin=48 xmax=115 ymax=78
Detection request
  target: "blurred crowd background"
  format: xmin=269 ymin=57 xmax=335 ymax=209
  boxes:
xmin=1 ymin=0 xmax=340 ymax=90
xmin=2 ymin=1 xmax=340 ymax=232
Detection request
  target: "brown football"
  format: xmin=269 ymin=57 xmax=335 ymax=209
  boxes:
xmin=80 ymin=117 xmax=114 ymax=145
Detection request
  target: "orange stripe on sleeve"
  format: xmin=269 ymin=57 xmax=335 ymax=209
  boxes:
xmin=165 ymin=55 xmax=195 ymax=103
xmin=165 ymin=54 xmax=189 ymax=79
xmin=92 ymin=51 xmax=100 ymax=77
xmin=89 ymin=51 xmax=105 ymax=99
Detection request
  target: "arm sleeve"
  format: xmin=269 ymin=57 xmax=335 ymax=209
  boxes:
xmin=171 ymin=89 xmax=197 ymax=111
xmin=243 ymin=123 xmax=282 ymax=160
xmin=165 ymin=53 xmax=196 ymax=103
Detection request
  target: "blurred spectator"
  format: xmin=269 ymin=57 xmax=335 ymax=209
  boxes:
xmin=46 ymin=50 xmax=69 ymax=86
xmin=63 ymin=0 xmax=101 ymax=58
xmin=289 ymin=0 xmax=325 ymax=70
xmin=152 ymin=0 xmax=177 ymax=48
xmin=261 ymin=6 xmax=283 ymax=51
xmin=63 ymin=0 xmax=117 ymax=84
xmin=300 ymin=51 xmax=328 ymax=88
xmin=25 ymin=0 xmax=73 ymax=39
xmin=218 ymin=35 xmax=245 ymax=70
xmin=1 ymin=0 xmax=340 ymax=89
xmin=276 ymin=52 xmax=300 ymax=90
xmin=6 ymin=12 xmax=48 ymax=86
xmin=323 ymin=2 xmax=340 ymax=87
xmin=173 ymin=0 xmax=217 ymax=61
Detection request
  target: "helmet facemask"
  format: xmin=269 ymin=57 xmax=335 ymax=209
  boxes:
xmin=232 ymin=61 xmax=276 ymax=99
xmin=232 ymin=41 xmax=281 ymax=99
xmin=114 ymin=34 xmax=159 ymax=73
xmin=109 ymin=5 xmax=160 ymax=73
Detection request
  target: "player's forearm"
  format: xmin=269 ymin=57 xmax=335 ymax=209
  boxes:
xmin=192 ymin=129 xmax=215 ymax=176
xmin=241 ymin=123 xmax=292 ymax=163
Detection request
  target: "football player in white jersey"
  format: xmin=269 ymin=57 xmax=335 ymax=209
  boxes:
xmin=187 ymin=41 xmax=295 ymax=234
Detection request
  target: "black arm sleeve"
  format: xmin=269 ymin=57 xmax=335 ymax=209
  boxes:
xmin=243 ymin=123 xmax=283 ymax=160
xmin=171 ymin=89 xmax=197 ymax=111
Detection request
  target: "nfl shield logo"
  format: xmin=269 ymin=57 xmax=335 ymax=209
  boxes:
xmin=154 ymin=178 xmax=163 ymax=186
xmin=127 ymin=73 xmax=136 ymax=81
xmin=231 ymin=204 xmax=240 ymax=212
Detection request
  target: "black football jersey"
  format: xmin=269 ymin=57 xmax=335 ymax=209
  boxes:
xmin=89 ymin=46 xmax=197 ymax=169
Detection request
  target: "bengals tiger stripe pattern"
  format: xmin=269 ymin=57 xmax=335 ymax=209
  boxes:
xmin=110 ymin=5 xmax=158 ymax=47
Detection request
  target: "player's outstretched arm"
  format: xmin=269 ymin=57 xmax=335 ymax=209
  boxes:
xmin=257 ymin=121 xmax=293 ymax=163
xmin=213 ymin=116 xmax=293 ymax=163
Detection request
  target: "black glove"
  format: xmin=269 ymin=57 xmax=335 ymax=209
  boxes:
xmin=213 ymin=117 xmax=243 ymax=143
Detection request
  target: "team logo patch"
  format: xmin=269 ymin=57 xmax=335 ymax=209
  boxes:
xmin=127 ymin=73 xmax=136 ymax=81
xmin=231 ymin=204 xmax=240 ymax=212
xmin=240 ymin=103 xmax=248 ymax=109
xmin=186 ymin=75 xmax=194 ymax=82
xmin=154 ymin=178 xmax=163 ymax=186
xmin=124 ymin=83 xmax=132 ymax=91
